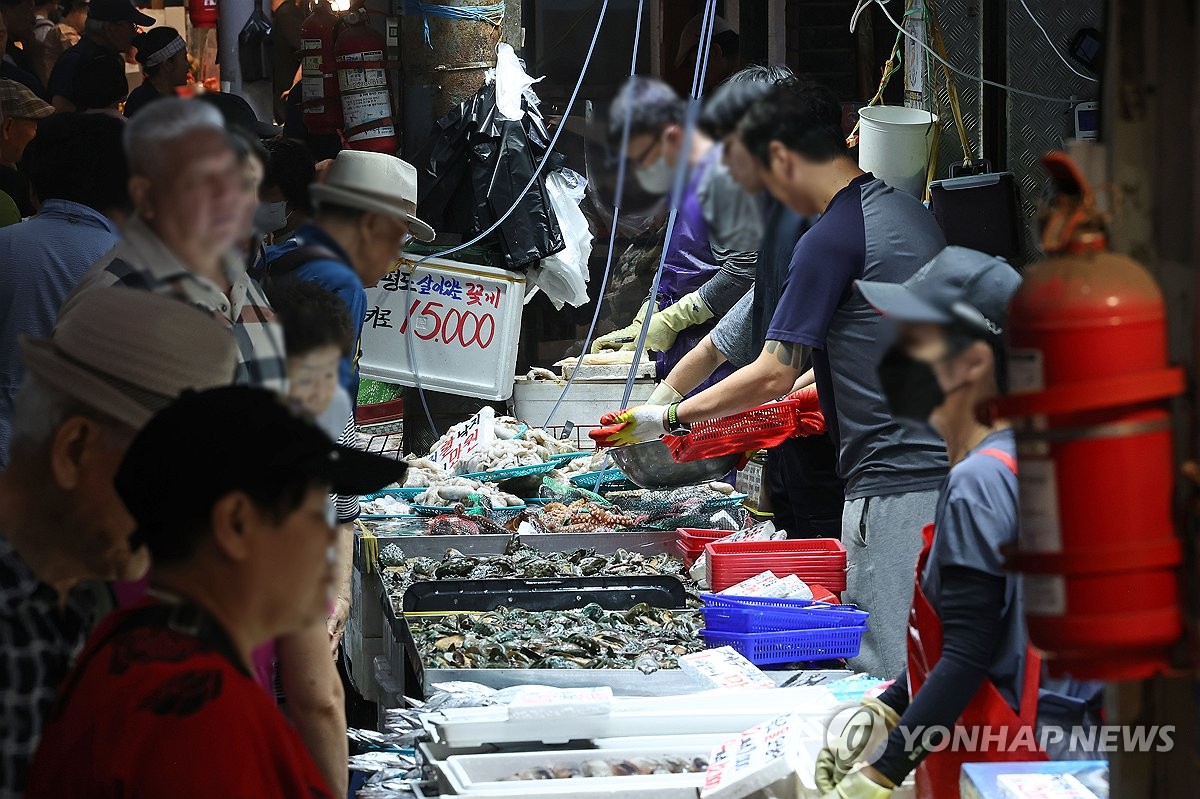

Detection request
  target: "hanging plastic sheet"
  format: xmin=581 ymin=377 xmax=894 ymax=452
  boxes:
xmin=417 ymin=54 xmax=565 ymax=271
xmin=527 ymin=167 xmax=593 ymax=309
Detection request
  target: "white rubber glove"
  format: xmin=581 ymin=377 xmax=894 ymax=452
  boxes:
xmin=648 ymin=382 xmax=685 ymax=406
xmin=815 ymin=698 xmax=900 ymax=792
xmin=820 ymin=767 xmax=894 ymax=799
xmin=591 ymin=404 xmax=670 ymax=447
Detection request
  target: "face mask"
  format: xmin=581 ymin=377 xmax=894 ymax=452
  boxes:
xmin=635 ymin=152 xmax=674 ymax=195
xmin=877 ymin=345 xmax=947 ymax=423
xmin=253 ymin=201 xmax=288 ymax=237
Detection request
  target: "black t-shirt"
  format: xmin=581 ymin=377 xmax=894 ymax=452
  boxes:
xmin=0 ymin=166 xmax=33 ymax=217
xmin=123 ymin=81 xmax=161 ymax=118
xmin=48 ymin=37 xmax=106 ymax=102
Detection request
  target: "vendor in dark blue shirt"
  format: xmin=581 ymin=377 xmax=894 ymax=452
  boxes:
xmin=262 ymin=149 xmax=435 ymax=401
xmin=46 ymin=0 xmax=147 ymax=111
xmin=813 ymin=248 xmax=1093 ymax=799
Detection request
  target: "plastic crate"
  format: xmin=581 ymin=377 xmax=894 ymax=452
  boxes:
xmin=705 ymin=539 xmax=847 ymax=593
xmin=678 ymin=528 xmax=734 ymax=545
xmin=667 ymin=397 xmax=817 ymax=462
xmin=700 ymin=601 xmax=868 ymax=634
xmin=570 ymin=468 xmax=631 ymax=491
xmin=699 ymin=626 xmax=867 ymax=665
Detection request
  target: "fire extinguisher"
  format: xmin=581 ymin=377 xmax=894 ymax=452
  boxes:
xmin=189 ymin=0 xmax=218 ymax=29
xmin=300 ymin=1 xmax=343 ymax=135
xmin=334 ymin=11 xmax=398 ymax=153
xmin=994 ymin=152 xmax=1185 ymax=681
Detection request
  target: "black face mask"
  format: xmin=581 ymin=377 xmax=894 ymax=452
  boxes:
xmin=878 ymin=345 xmax=946 ymax=423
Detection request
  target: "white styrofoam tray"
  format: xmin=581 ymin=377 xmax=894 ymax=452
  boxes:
xmin=442 ymin=746 xmax=709 ymax=795
xmin=423 ymin=686 xmax=845 ymax=748
xmin=511 ymin=376 xmax=656 ymax=429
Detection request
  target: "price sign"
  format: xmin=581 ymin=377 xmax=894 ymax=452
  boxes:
xmin=359 ymin=256 xmax=526 ymax=401
xmin=426 ymin=406 xmax=494 ymax=471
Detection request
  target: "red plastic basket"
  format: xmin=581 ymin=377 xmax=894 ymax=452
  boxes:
xmin=706 ymin=539 xmax=847 ymax=593
xmin=665 ymin=399 xmax=808 ymax=462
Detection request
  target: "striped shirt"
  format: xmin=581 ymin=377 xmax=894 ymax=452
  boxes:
xmin=0 ymin=536 xmax=86 ymax=799
xmin=72 ymin=216 xmax=288 ymax=394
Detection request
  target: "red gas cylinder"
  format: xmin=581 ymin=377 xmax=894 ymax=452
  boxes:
xmin=994 ymin=152 xmax=1185 ymax=680
xmin=334 ymin=12 xmax=398 ymax=153
xmin=189 ymin=0 xmax=218 ymax=29
xmin=300 ymin=2 xmax=343 ymax=135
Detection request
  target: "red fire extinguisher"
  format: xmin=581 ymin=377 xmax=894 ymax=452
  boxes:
xmin=189 ymin=0 xmax=218 ymax=29
xmin=300 ymin=1 xmax=343 ymax=135
xmin=994 ymin=152 xmax=1185 ymax=681
xmin=334 ymin=11 xmax=398 ymax=153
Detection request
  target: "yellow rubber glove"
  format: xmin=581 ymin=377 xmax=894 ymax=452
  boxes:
xmin=648 ymin=382 xmax=684 ymax=405
xmin=591 ymin=302 xmax=650 ymax=353
xmin=643 ymin=290 xmax=714 ymax=353
xmin=820 ymin=767 xmax=894 ymax=799
xmin=815 ymin=698 xmax=901 ymax=792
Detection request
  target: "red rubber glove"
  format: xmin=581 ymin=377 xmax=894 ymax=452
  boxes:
xmin=787 ymin=384 xmax=821 ymax=411
xmin=590 ymin=405 xmax=669 ymax=448
xmin=794 ymin=409 xmax=827 ymax=437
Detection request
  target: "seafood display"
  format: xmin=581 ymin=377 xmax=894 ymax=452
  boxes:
xmin=398 ymin=457 xmax=451 ymax=489
xmin=361 ymin=495 xmax=412 ymax=516
xmin=499 ymin=755 xmax=708 ymax=780
xmin=378 ymin=538 xmax=690 ymax=600
xmin=604 ymin=483 xmax=747 ymax=530
xmin=424 ymin=508 xmax=515 ymax=536
xmin=410 ymin=603 xmax=703 ymax=671
xmin=414 ymin=478 xmax=523 ymax=509
xmin=520 ymin=499 xmax=642 ymax=534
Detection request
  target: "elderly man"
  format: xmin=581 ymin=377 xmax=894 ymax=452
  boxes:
xmin=0 ymin=112 xmax=128 ymax=470
xmin=0 ymin=288 xmax=236 ymax=799
xmin=25 ymin=386 xmax=405 ymax=798
xmin=73 ymin=97 xmax=288 ymax=392
xmin=262 ymin=149 xmax=436 ymax=400
xmin=47 ymin=0 xmax=148 ymax=111
xmin=0 ymin=77 xmax=51 ymax=217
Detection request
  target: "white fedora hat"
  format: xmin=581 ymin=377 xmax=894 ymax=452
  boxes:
xmin=20 ymin=287 xmax=238 ymax=430
xmin=310 ymin=150 xmax=436 ymax=242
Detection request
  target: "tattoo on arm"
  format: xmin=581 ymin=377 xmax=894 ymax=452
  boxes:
xmin=765 ymin=340 xmax=808 ymax=370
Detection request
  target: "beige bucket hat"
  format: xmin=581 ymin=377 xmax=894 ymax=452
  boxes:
xmin=20 ymin=287 xmax=238 ymax=430
xmin=310 ymin=150 xmax=436 ymax=242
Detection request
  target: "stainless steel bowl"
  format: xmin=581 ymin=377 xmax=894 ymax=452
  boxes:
xmin=609 ymin=440 xmax=739 ymax=489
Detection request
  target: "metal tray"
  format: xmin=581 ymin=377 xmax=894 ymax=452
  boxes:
xmin=383 ymin=588 xmax=694 ymax=702
xmin=402 ymin=576 xmax=689 ymax=613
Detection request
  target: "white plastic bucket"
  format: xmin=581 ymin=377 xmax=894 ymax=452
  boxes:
xmin=857 ymin=106 xmax=938 ymax=198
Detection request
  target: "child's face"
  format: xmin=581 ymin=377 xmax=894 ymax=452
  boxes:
xmin=288 ymin=346 xmax=341 ymax=418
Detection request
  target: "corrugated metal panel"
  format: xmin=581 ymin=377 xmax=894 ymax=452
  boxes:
xmin=1006 ymin=0 xmax=1103 ymax=222
xmin=931 ymin=0 xmax=983 ymax=169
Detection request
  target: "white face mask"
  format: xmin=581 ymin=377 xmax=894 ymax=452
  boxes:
xmin=253 ymin=200 xmax=289 ymax=237
xmin=635 ymin=152 xmax=674 ymax=195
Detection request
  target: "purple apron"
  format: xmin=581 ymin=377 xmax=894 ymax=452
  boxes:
xmin=655 ymin=147 xmax=736 ymax=395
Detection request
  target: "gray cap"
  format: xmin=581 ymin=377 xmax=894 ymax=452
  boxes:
xmin=856 ymin=246 xmax=1022 ymax=337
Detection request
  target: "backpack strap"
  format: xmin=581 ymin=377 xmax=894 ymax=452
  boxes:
xmin=265 ymin=244 xmax=343 ymax=280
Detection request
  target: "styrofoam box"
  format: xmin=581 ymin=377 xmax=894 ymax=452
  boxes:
xmin=443 ymin=746 xmax=709 ymax=796
xmin=511 ymin=377 xmax=656 ymax=432
xmin=359 ymin=256 xmax=526 ymax=401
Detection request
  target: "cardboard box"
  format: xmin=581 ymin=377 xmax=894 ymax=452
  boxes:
xmin=736 ymin=454 xmax=771 ymax=513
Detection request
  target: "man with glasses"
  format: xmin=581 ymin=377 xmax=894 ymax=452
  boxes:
xmin=46 ymin=0 xmax=147 ymax=111
xmin=261 ymin=149 xmax=436 ymax=401
xmin=592 ymin=76 xmax=762 ymax=399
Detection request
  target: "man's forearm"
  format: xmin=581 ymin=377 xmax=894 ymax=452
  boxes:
xmin=336 ymin=523 xmax=353 ymax=605
xmin=676 ymin=340 xmax=804 ymax=423
xmin=279 ymin=622 xmax=349 ymax=798
xmin=665 ymin=336 xmax=727 ymax=397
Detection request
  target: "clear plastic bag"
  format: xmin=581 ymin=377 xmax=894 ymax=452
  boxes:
xmin=528 ymin=167 xmax=593 ymax=309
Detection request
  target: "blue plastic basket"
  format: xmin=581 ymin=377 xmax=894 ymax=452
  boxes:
xmin=459 ymin=462 xmax=557 ymax=482
xmin=702 ymin=593 xmax=862 ymax=612
xmin=411 ymin=503 xmax=527 ymax=519
xmin=362 ymin=487 xmax=424 ymax=501
xmin=700 ymin=625 xmax=868 ymax=665
xmin=701 ymin=603 xmax=868 ymax=634
xmin=707 ymin=492 xmax=749 ymax=509
xmin=569 ymin=468 xmax=630 ymax=490
xmin=548 ymin=451 xmax=592 ymax=464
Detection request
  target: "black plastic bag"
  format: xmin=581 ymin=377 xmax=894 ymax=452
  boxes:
xmin=417 ymin=82 xmax=564 ymax=272
xmin=239 ymin=8 xmax=273 ymax=84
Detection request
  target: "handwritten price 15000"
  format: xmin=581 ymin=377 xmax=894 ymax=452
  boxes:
xmin=398 ymin=299 xmax=496 ymax=349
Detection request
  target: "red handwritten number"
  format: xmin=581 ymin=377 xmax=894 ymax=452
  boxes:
xmin=414 ymin=301 xmax=444 ymax=341
xmin=396 ymin=298 xmax=421 ymax=334
xmin=441 ymin=308 xmax=461 ymax=344
xmin=477 ymin=314 xmax=495 ymax=348
xmin=394 ymin=300 xmax=496 ymax=350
